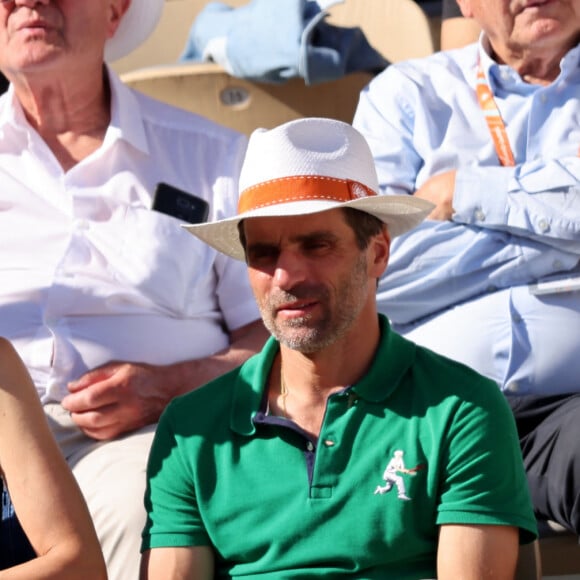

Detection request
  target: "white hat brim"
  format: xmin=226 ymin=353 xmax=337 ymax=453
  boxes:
xmin=105 ymin=0 xmax=164 ymax=62
xmin=183 ymin=195 xmax=433 ymax=261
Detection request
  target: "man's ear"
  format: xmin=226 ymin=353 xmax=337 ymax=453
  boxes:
xmin=107 ymin=0 xmax=131 ymax=39
xmin=369 ymin=228 xmax=390 ymax=279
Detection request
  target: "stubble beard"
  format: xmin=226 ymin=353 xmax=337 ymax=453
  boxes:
xmin=259 ymin=254 xmax=369 ymax=354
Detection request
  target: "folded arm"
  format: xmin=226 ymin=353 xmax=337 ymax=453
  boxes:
xmin=62 ymin=319 xmax=268 ymax=440
xmin=354 ymin=63 xmax=580 ymax=323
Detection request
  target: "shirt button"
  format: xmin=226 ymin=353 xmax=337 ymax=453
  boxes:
xmin=540 ymin=93 xmax=548 ymax=104
xmin=538 ymin=219 xmax=549 ymax=232
xmin=323 ymin=440 xmax=335 ymax=447
xmin=75 ymin=219 xmax=90 ymax=231
xmin=306 ymin=441 xmax=315 ymax=452
xmin=506 ymin=381 xmax=519 ymax=393
xmin=474 ymin=209 xmax=486 ymax=222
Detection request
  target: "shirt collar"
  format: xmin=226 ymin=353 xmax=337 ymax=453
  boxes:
xmin=230 ymin=336 xmax=280 ymax=436
xmin=0 ymin=83 xmax=32 ymax=134
xmin=230 ymin=315 xmax=417 ymax=436
xmin=560 ymin=43 xmax=580 ymax=76
xmin=104 ymin=66 xmax=149 ymax=156
xmin=478 ymin=33 xmax=496 ymax=75
xmin=351 ymin=315 xmax=416 ymax=403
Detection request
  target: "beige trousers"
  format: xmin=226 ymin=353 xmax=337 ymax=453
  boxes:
xmin=45 ymin=404 xmax=156 ymax=580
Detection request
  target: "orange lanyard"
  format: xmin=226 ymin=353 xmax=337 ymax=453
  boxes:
xmin=476 ymin=64 xmax=516 ymax=167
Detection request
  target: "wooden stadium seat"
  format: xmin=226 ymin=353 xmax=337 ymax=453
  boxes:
xmin=111 ymin=0 xmax=435 ymax=75
xmin=326 ymin=0 xmax=435 ymax=62
xmin=110 ymin=0 xmax=241 ymax=75
xmin=536 ymin=521 xmax=580 ymax=577
xmin=121 ymin=62 xmax=373 ymax=135
xmin=515 ymin=540 xmax=542 ymax=580
xmin=116 ymin=0 xmax=436 ymax=135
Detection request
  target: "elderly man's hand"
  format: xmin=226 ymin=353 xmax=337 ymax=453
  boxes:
xmin=414 ymin=170 xmax=456 ymax=221
xmin=62 ymin=361 xmax=176 ymax=440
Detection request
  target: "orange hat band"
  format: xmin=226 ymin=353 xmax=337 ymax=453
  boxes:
xmin=238 ymin=175 xmax=377 ymax=214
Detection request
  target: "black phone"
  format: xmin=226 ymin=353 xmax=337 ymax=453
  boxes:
xmin=152 ymin=182 xmax=210 ymax=224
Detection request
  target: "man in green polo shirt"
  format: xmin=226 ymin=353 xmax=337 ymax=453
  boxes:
xmin=140 ymin=118 xmax=537 ymax=579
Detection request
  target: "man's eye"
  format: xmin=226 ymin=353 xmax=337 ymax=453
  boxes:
xmin=247 ymin=247 xmax=278 ymax=265
xmin=304 ymin=240 xmax=331 ymax=253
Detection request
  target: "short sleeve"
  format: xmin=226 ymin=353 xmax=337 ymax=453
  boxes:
xmin=436 ymin=384 xmax=538 ymax=543
xmin=141 ymin=403 xmax=211 ymax=551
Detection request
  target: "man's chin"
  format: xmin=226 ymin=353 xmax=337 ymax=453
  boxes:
xmin=275 ymin=328 xmax=333 ymax=354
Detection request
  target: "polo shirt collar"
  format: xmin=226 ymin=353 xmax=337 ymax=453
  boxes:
xmin=230 ymin=315 xmax=417 ymax=436
xmin=351 ymin=315 xmax=416 ymax=403
xmin=230 ymin=336 xmax=280 ymax=436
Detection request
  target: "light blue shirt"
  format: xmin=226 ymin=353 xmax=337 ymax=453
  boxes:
xmin=353 ymin=38 xmax=580 ymax=396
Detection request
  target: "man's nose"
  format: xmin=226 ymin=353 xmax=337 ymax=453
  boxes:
xmin=273 ymin=250 xmax=307 ymax=290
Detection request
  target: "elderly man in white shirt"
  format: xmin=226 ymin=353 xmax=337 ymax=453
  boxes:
xmin=0 ymin=0 xmax=267 ymax=578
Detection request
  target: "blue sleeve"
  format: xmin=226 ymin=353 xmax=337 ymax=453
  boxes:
xmin=454 ymin=159 xmax=580 ymax=254
xmin=353 ymin=66 xmax=423 ymax=198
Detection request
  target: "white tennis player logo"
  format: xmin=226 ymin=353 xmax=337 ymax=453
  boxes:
xmin=373 ymin=450 xmax=425 ymax=501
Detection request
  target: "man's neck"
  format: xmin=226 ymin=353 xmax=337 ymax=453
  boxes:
xmin=497 ymin=49 xmax=565 ymax=85
xmin=486 ymin=35 xmax=578 ymax=85
xmin=11 ymin=66 xmax=111 ymax=170
xmin=268 ymin=318 xmax=381 ymax=438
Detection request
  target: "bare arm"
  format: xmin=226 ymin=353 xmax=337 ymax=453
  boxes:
xmin=0 ymin=339 xmax=106 ymax=580
xmin=437 ymin=524 xmax=519 ymax=579
xmin=140 ymin=547 xmax=214 ymax=580
xmin=62 ymin=319 xmax=268 ymax=440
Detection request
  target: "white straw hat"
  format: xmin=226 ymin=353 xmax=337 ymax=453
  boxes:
xmin=105 ymin=0 xmax=164 ymax=62
xmin=183 ymin=118 xmax=433 ymax=261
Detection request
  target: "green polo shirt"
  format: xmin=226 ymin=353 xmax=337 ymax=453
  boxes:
xmin=142 ymin=315 xmax=537 ymax=579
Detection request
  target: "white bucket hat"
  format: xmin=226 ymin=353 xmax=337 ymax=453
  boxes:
xmin=183 ymin=118 xmax=433 ymax=261
xmin=105 ymin=0 xmax=165 ymax=62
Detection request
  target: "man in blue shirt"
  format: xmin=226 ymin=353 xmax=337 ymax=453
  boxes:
xmin=353 ymin=0 xmax=580 ymax=536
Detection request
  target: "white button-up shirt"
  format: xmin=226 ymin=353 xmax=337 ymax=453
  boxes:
xmin=0 ymin=68 xmax=259 ymax=403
